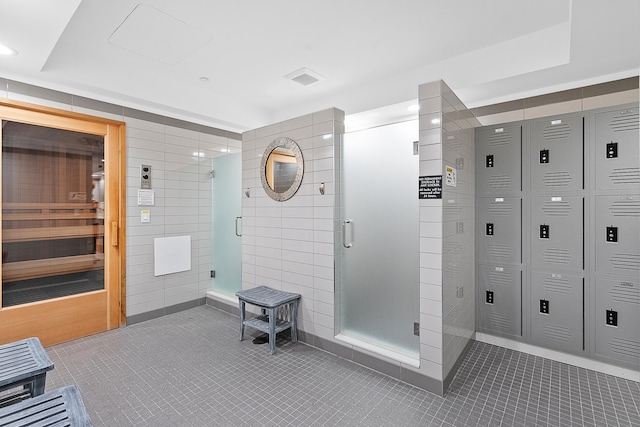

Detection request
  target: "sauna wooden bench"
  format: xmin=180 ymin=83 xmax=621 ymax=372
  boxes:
xmin=0 ymin=337 xmax=54 ymax=400
xmin=236 ymin=286 xmax=301 ymax=355
xmin=2 ymin=203 xmax=104 ymax=282
xmin=0 ymin=385 xmax=93 ymax=427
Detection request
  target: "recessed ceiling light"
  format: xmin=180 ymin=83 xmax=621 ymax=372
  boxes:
xmin=431 ymin=118 xmax=441 ymax=125
xmin=0 ymin=44 xmax=18 ymax=56
xmin=407 ymin=104 xmax=420 ymax=112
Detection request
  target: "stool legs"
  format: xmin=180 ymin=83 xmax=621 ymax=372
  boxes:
xmin=268 ymin=307 xmax=276 ymax=355
xmin=239 ymin=301 xmax=246 ymax=340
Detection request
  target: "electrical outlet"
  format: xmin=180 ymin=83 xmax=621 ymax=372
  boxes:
xmin=606 ymin=226 xmax=618 ymax=243
xmin=413 ymin=322 xmax=420 ymax=336
xmin=539 ymin=299 xmax=550 ymax=314
xmin=457 ymin=222 xmax=464 ymax=234
xmin=606 ymin=310 xmax=618 ymax=327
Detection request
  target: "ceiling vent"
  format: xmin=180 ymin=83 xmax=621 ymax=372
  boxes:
xmin=284 ymin=67 xmax=325 ymax=86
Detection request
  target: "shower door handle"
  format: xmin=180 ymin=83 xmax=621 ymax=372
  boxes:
xmin=235 ymin=216 xmax=242 ymax=237
xmin=342 ymin=219 xmax=353 ymax=248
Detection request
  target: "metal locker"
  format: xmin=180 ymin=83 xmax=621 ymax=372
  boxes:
xmin=594 ymin=276 xmax=640 ymax=368
xmin=530 ymin=271 xmax=584 ymax=354
xmin=477 ymin=265 xmax=521 ymax=338
xmin=530 ymin=115 xmax=584 ymax=192
xmin=477 ymin=196 xmax=521 ymax=265
xmin=595 ymin=195 xmax=640 ymax=275
xmin=595 ymin=107 xmax=640 ymax=191
xmin=476 ymin=125 xmax=522 ymax=195
xmin=530 ymin=196 xmax=583 ymax=271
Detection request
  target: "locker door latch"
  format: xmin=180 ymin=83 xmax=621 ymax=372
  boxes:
xmin=539 ymin=299 xmax=550 ymax=314
xmin=485 ymin=291 xmax=494 ymax=304
xmin=486 ymin=223 xmax=494 ymax=236
xmin=485 ymin=154 xmax=494 ymax=168
xmin=539 ymin=149 xmax=549 ymax=164
xmin=606 ymin=142 xmax=618 ymax=159
xmin=606 ymin=309 xmax=618 ymax=327
xmin=606 ymin=226 xmax=618 ymax=243
xmin=540 ymin=224 xmax=550 ymax=239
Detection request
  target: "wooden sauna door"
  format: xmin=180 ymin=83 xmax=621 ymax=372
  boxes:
xmin=0 ymin=99 xmax=125 ymax=346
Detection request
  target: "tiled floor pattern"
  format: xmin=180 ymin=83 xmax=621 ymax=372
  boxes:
xmin=45 ymin=306 xmax=640 ymax=426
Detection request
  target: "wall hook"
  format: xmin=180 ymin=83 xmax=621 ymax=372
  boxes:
xmin=319 ymin=182 xmax=325 ymax=195
xmin=244 ymin=188 xmax=250 ymax=198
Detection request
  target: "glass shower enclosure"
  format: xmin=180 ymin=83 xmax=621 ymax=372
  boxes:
xmin=339 ymin=120 xmax=420 ymax=362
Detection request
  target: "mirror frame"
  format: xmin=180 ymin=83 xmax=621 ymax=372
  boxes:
xmin=260 ymin=136 xmax=304 ymax=202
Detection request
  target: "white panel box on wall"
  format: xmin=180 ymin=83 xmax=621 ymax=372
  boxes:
xmin=154 ymin=235 xmax=191 ymax=276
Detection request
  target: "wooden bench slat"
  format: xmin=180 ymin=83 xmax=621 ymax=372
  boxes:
xmin=3 ymin=226 xmax=104 ymax=243
xmin=2 ymin=255 xmax=104 ymax=282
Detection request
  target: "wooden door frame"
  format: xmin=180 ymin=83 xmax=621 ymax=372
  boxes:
xmin=0 ymin=97 xmax=126 ymax=334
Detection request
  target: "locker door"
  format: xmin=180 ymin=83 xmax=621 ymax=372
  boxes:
xmin=530 ymin=116 xmax=584 ymax=192
xmin=477 ymin=265 xmax=521 ymax=338
xmin=595 ymin=107 xmax=640 ymax=191
xmin=594 ymin=277 xmax=640 ymax=369
xmin=477 ymin=197 xmax=522 ymax=265
xmin=476 ymin=125 xmax=521 ymax=195
xmin=595 ymin=195 xmax=640 ymax=275
xmin=530 ymin=196 xmax=583 ymax=271
xmin=530 ymin=271 xmax=584 ymax=354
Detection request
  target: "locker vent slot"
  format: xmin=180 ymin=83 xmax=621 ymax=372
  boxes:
xmin=609 ymin=113 xmax=640 ymax=132
xmin=489 ymin=244 xmax=512 ymax=259
xmin=488 ymin=271 xmax=512 ymax=287
xmin=542 ymin=123 xmax=572 ymax=140
xmin=543 ymin=248 xmax=572 ymax=264
xmin=542 ymin=200 xmax=572 ymax=216
xmin=609 ymin=200 xmax=640 ymax=216
xmin=609 ymin=254 xmax=640 ymax=271
xmin=488 ymin=175 xmax=512 ymax=190
xmin=609 ymin=167 xmax=640 ymax=184
xmin=543 ymin=324 xmax=572 ymax=342
xmin=543 ymin=276 xmax=572 ymax=294
xmin=487 ymin=313 xmax=512 ymax=331
xmin=488 ymin=202 xmax=512 ymax=216
xmin=610 ymin=337 xmax=640 ymax=358
xmin=542 ymin=171 xmax=573 ymax=187
xmin=488 ymin=132 xmax=511 ymax=146
xmin=610 ymin=283 xmax=640 ymax=304
xmin=444 ymin=205 xmax=461 ymax=216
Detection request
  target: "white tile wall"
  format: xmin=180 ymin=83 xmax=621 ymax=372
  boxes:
xmin=418 ymin=80 xmax=480 ymax=382
xmin=124 ymin=119 xmax=240 ymax=317
xmin=241 ymin=108 xmax=344 ymax=339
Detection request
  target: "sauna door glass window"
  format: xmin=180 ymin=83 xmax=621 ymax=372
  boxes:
xmin=2 ymin=121 xmax=105 ymax=307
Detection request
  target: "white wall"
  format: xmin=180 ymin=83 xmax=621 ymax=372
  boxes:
xmin=241 ymin=108 xmax=344 ymax=338
xmin=0 ymin=78 xmax=242 ymax=322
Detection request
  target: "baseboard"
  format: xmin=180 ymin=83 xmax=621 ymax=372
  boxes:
xmin=126 ymin=297 xmax=206 ymax=325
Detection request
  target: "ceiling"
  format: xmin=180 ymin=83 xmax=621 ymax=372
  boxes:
xmin=0 ymin=0 xmax=638 ymax=133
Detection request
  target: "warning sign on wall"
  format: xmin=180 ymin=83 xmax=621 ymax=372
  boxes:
xmin=419 ymin=175 xmax=442 ymax=199
xmin=445 ymin=166 xmax=457 ymax=187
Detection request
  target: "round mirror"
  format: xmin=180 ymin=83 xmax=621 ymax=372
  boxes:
xmin=260 ymin=137 xmax=304 ymax=202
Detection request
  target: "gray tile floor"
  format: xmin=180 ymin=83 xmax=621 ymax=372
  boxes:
xmin=45 ymin=305 xmax=639 ymax=426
